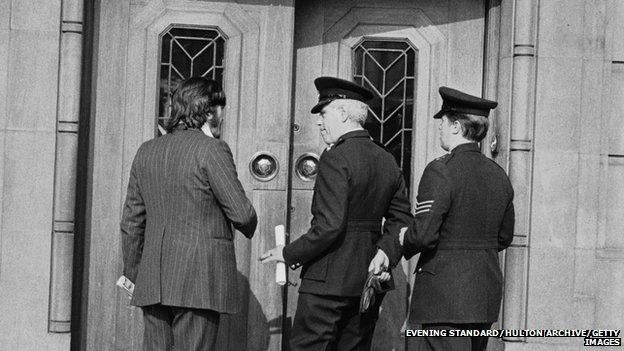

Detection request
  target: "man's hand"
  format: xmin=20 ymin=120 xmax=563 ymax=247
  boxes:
xmin=368 ymin=249 xmax=391 ymax=282
xmin=399 ymin=226 xmax=408 ymax=246
xmin=259 ymin=245 xmax=285 ymax=263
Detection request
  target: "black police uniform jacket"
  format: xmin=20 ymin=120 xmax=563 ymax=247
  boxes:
xmin=283 ymin=130 xmax=412 ymax=296
xmin=403 ymin=143 xmax=514 ymax=324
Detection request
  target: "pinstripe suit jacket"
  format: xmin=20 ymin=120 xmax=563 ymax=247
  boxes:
xmin=120 ymin=126 xmax=257 ymax=313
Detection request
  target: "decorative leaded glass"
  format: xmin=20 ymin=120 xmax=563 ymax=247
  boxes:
xmin=353 ymin=39 xmax=416 ymax=187
xmin=157 ymin=26 xmax=226 ymax=135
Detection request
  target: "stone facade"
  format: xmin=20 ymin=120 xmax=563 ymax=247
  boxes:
xmin=498 ymin=1 xmax=624 ymax=349
xmin=0 ymin=0 xmax=75 ymax=350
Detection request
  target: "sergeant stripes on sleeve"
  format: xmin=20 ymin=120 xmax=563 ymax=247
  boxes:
xmin=414 ymin=199 xmax=434 ymax=215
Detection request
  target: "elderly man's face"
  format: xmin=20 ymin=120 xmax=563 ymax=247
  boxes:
xmin=317 ymin=102 xmax=344 ymax=145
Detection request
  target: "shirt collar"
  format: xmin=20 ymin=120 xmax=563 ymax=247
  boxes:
xmin=451 ymin=142 xmax=481 ymax=154
xmin=333 ymin=129 xmax=371 ymax=147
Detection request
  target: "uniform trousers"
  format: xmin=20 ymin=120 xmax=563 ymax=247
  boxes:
xmin=142 ymin=303 xmax=220 ymax=351
xmin=406 ymin=322 xmax=493 ymax=351
xmin=290 ymin=292 xmax=384 ymax=351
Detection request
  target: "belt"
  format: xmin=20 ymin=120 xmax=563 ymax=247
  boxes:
xmin=346 ymin=220 xmax=381 ymax=231
xmin=437 ymin=240 xmax=498 ymax=250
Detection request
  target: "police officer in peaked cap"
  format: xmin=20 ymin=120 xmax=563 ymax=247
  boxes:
xmin=261 ymin=77 xmax=412 ymax=350
xmin=373 ymin=86 xmax=515 ymax=351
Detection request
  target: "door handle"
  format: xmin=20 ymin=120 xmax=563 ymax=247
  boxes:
xmin=295 ymin=153 xmax=319 ymax=181
xmin=249 ymin=152 xmax=279 ymax=181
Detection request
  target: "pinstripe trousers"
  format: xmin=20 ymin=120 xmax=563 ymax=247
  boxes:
xmin=142 ymin=304 xmax=220 ymax=351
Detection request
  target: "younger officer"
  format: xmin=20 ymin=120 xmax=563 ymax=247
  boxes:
xmin=402 ymin=87 xmax=514 ymax=351
xmin=261 ymin=77 xmax=411 ymax=350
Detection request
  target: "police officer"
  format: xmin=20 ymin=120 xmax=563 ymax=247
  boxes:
xmin=261 ymin=77 xmax=411 ymax=350
xmin=398 ymin=87 xmax=514 ymax=350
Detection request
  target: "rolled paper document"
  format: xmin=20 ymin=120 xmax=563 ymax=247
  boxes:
xmin=275 ymin=225 xmax=287 ymax=286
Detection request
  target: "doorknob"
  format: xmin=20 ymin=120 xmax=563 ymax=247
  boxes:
xmin=295 ymin=153 xmax=319 ymax=181
xmin=249 ymin=152 xmax=279 ymax=181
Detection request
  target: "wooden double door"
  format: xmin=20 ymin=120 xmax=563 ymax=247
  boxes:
xmin=84 ymin=0 xmax=485 ymax=350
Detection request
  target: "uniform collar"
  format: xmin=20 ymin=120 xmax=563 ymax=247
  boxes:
xmin=333 ymin=129 xmax=371 ymax=147
xmin=451 ymin=142 xmax=480 ymax=154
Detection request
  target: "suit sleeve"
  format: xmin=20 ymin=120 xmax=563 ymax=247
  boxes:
xmin=283 ymin=150 xmax=349 ymax=266
xmin=498 ymin=190 xmax=515 ymax=251
xmin=376 ymin=172 xmax=412 ymax=267
xmin=402 ymin=161 xmax=452 ymax=259
xmin=120 ymin=153 xmax=146 ymax=282
xmin=203 ymin=140 xmax=257 ymax=238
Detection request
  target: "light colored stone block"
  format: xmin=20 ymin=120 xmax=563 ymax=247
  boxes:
xmin=10 ymin=0 xmax=61 ymax=32
xmin=0 ymin=131 xmax=4 ymax=234
xmin=502 ymin=246 xmax=528 ymax=331
xmin=531 ymin=151 xmax=579 ymax=248
xmin=53 ymin=132 xmax=78 ymax=221
xmin=572 ymin=296 xmax=596 ymax=329
xmin=605 ymin=160 xmax=624 ymax=248
xmin=49 ymin=231 xmax=73 ymax=327
xmin=513 ymin=0 xmax=537 ymax=46
xmin=534 ymin=57 xmax=582 ymax=152
xmin=2 ymin=131 xmax=55 ymax=232
xmin=498 ymin=0 xmax=514 ymax=60
xmin=611 ymin=0 xmax=624 ymax=60
xmin=595 ymin=259 xmax=624 ymax=329
xmin=582 ymin=0 xmax=607 ymax=60
xmin=573 ymin=248 xmax=597 ymax=297
xmin=608 ymin=63 xmax=624 ymax=155
xmin=58 ymin=32 xmax=83 ymax=124
xmin=6 ymin=30 xmax=59 ymax=132
xmin=0 ymin=229 xmax=51 ymax=339
xmin=447 ymin=15 xmax=484 ymax=93
xmin=62 ymin=0 xmax=83 ymax=23
xmin=526 ymin=246 xmax=575 ymax=329
xmin=575 ymin=154 xmax=601 ymax=249
xmin=509 ymin=150 xmax=531 ymax=237
xmin=579 ymin=59 xmax=606 ymax=154
xmin=0 ymin=229 xmax=70 ymax=350
xmin=0 ymin=29 xmax=8 ymax=130
xmin=538 ymin=0 xmax=585 ymax=58
xmin=510 ymin=55 xmax=536 ymax=142
xmin=0 ymin=0 xmax=9 ymax=30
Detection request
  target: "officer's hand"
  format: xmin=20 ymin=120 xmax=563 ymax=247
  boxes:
xmin=259 ymin=245 xmax=285 ymax=263
xmin=368 ymin=249 xmax=390 ymax=281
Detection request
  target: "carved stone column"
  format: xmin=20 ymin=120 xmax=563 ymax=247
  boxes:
xmin=498 ymin=0 xmax=539 ymax=342
xmin=49 ymin=0 xmax=83 ymax=333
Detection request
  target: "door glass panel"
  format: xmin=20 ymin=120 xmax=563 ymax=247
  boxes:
xmin=156 ymin=26 xmax=226 ymax=135
xmin=353 ymin=39 xmax=417 ymax=187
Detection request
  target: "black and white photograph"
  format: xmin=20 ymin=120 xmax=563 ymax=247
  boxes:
xmin=0 ymin=0 xmax=622 ymax=350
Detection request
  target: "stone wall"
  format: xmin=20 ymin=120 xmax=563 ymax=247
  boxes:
xmin=0 ymin=0 xmax=81 ymax=349
xmin=499 ymin=0 xmax=624 ymax=349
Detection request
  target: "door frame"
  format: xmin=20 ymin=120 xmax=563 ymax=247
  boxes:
xmin=72 ymin=0 xmax=505 ymax=350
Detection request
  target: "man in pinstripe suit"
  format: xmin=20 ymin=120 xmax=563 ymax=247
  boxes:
xmin=121 ymin=77 xmax=257 ymax=350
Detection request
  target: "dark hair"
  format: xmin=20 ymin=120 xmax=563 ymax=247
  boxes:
xmin=165 ymin=77 xmax=226 ymax=132
xmin=445 ymin=111 xmax=489 ymax=142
